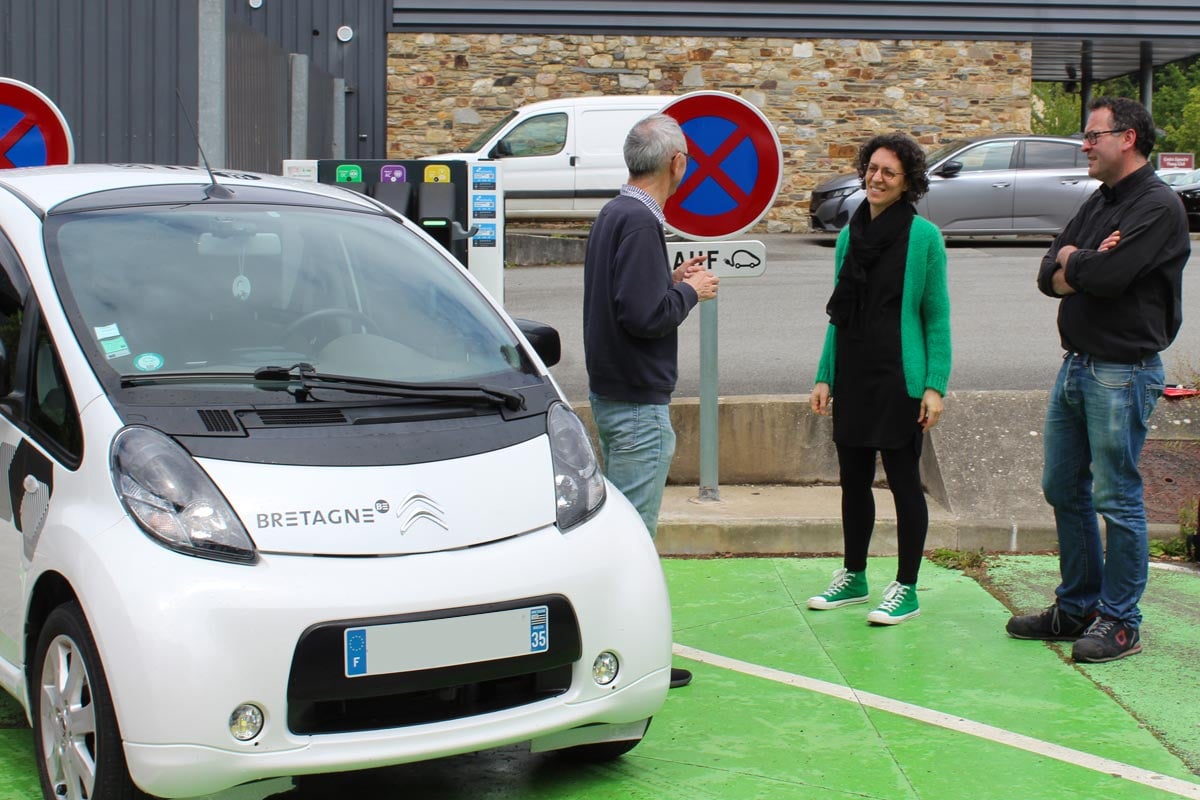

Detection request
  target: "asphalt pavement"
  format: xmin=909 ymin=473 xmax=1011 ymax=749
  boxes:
xmin=503 ymin=234 xmax=1200 ymax=402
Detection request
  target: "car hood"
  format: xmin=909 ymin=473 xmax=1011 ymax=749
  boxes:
xmin=199 ymin=436 xmax=556 ymax=556
xmin=814 ymin=172 xmax=862 ymax=193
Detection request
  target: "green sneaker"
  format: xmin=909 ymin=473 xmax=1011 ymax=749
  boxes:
xmin=867 ymin=581 xmax=920 ymax=625
xmin=807 ymin=568 xmax=868 ymax=610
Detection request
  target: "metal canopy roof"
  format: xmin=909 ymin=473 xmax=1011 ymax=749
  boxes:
xmin=392 ymin=1 xmax=1200 ymax=83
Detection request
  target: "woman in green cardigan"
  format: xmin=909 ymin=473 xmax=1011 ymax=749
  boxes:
xmin=808 ymin=132 xmax=952 ymax=625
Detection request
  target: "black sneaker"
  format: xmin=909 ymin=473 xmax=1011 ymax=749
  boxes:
xmin=1006 ymin=603 xmax=1094 ymax=641
xmin=1071 ymin=617 xmax=1142 ymax=663
xmin=669 ymin=667 xmax=693 ymax=689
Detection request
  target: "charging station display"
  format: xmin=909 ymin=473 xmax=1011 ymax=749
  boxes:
xmin=304 ymin=158 xmax=505 ymax=304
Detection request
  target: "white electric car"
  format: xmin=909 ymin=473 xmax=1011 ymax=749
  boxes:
xmin=0 ymin=164 xmax=672 ymax=799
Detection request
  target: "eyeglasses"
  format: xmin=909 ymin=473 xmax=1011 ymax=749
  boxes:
xmin=865 ymin=164 xmax=904 ymax=180
xmin=1082 ymin=128 xmax=1128 ymax=145
xmin=676 ymin=151 xmax=690 ymax=163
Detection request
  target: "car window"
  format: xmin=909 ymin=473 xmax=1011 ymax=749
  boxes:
xmin=0 ymin=278 xmax=21 ymax=398
xmin=44 ymin=203 xmax=535 ymax=392
xmin=497 ymin=113 xmax=567 ymax=158
xmin=28 ymin=318 xmax=82 ymax=462
xmin=1023 ymin=141 xmax=1085 ymax=169
xmin=953 ymin=141 xmax=1016 ymax=172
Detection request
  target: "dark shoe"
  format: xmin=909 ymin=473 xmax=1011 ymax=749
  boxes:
xmin=1072 ymin=617 xmax=1142 ymax=663
xmin=669 ymin=667 xmax=692 ymax=689
xmin=1006 ymin=603 xmax=1094 ymax=641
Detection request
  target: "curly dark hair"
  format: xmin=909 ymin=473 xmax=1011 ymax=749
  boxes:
xmin=855 ymin=132 xmax=930 ymax=204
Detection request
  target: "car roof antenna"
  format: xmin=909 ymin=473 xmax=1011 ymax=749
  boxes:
xmin=176 ymin=89 xmax=233 ymax=199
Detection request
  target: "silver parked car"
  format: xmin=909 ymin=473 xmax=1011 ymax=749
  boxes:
xmin=810 ymin=134 xmax=1101 ymax=235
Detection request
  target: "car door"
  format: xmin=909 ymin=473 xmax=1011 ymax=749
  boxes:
xmin=0 ymin=238 xmax=31 ymax=665
xmin=572 ymin=105 xmax=661 ymax=215
xmin=489 ymin=110 xmax=573 ymax=216
xmin=1012 ymin=139 xmax=1096 ymax=233
xmin=920 ymin=140 xmax=1017 ymax=233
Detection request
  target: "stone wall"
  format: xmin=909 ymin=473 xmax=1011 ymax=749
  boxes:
xmin=386 ymin=34 xmax=1032 ymax=232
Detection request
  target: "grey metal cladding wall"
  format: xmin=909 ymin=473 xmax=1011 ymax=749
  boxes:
xmin=225 ymin=16 xmax=289 ymax=174
xmin=389 ymin=0 xmax=1200 ymax=40
xmin=0 ymin=0 xmax=200 ymax=165
xmin=307 ymin=67 xmax=336 ymax=160
xmin=227 ymin=0 xmax=389 ymax=159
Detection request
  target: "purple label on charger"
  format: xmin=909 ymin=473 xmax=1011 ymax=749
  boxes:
xmin=380 ymin=165 xmax=407 ymax=183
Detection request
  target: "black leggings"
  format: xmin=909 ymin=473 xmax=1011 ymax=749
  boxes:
xmin=836 ymin=443 xmax=928 ymax=585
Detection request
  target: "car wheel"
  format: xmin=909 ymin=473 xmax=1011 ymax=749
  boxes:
xmin=552 ymin=719 xmax=650 ymax=763
xmin=555 ymin=738 xmax=643 ymax=762
xmin=32 ymin=602 xmax=149 ymax=800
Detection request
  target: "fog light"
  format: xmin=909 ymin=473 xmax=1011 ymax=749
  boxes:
xmin=229 ymin=704 xmax=264 ymax=742
xmin=592 ymin=651 xmax=619 ymax=685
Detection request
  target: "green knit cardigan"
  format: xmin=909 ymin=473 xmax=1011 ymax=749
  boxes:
xmin=814 ymin=215 xmax=952 ymax=398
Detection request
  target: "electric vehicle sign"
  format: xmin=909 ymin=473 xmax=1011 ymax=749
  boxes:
xmin=662 ymin=91 xmax=782 ymax=241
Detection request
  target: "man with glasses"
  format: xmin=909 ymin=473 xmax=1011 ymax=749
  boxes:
xmin=583 ymin=114 xmax=718 ymax=688
xmin=1007 ymin=97 xmax=1190 ymax=662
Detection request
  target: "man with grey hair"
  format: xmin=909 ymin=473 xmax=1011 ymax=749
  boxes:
xmin=583 ymin=113 xmax=718 ymax=689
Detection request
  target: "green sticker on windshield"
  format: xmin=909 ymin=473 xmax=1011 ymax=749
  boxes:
xmin=133 ymin=353 xmax=164 ymax=372
xmin=100 ymin=336 xmax=130 ymax=360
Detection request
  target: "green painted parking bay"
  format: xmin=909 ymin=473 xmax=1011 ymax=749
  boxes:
xmin=0 ymin=556 xmax=1197 ymax=799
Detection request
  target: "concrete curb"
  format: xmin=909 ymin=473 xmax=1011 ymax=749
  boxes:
xmin=573 ymin=391 xmax=1200 ymax=555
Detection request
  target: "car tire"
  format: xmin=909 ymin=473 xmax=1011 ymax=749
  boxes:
xmin=554 ymin=738 xmax=643 ymax=762
xmin=552 ymin=719 xmax=650 ymax=763
xmin=32 ymin=602 xmax=151 ymax=800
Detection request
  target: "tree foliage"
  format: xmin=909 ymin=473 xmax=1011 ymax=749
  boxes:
xmin=1033 ymin=54 xmax=1200 ymax=161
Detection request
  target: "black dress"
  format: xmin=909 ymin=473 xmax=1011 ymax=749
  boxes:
xmin=832 ymin=226 xmax=923 ymax=451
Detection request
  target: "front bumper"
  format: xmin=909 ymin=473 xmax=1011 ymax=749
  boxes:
xmin=70 ymin=498 xmax=670 ymax=797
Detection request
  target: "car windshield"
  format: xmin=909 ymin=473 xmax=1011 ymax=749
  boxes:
xmin=43 ymin=202 xmax=534 ymax=392
xmin=465 ymin=111 xmax=518 ymax=153
xmin=926 ymin=139 xmax=974 ymax=166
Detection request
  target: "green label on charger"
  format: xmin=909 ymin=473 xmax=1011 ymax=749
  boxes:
xmin=336 ymin=164 xmax=363 ymax=183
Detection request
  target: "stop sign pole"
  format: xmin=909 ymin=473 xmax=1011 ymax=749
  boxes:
xmin=662 ymin=92 xmax=781 ymax=502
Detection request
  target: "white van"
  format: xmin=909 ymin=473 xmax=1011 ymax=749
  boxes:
xmin=432 ymin=95 xmax=675 ymax=219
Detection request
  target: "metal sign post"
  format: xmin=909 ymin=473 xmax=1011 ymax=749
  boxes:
xmin=662 ymin=91 xmax=782 ymax=504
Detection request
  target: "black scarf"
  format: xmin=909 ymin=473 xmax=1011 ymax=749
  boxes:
xmin=825 ymin=200 xmax=915 ymax=334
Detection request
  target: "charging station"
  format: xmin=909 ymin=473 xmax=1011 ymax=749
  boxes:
xmin=285 ymin=158 xmax=504 ymax=303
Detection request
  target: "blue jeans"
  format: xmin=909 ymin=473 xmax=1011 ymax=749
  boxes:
xmin=1042 ymin=352 xmax=1164 ymax=626
xmin=589 ymin=394 xmax=676 ymax=538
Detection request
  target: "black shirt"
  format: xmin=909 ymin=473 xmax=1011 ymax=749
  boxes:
xmin=1037 ymin=163 xmax=1190 ymax=363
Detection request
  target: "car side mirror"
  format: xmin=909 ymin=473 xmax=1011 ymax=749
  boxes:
xmin=490 ymin=140 xmax=511 ymax=159
xmin=513 ymin=318 xmax=561 ymax=367
xmin=938 ymin=161 xmax=963 ymax=178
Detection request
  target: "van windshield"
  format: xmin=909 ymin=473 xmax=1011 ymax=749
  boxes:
xmin=43 ymin=202 xmax=536 ymax=393
xmin=465 ymin=111 xmax=518 ymax=153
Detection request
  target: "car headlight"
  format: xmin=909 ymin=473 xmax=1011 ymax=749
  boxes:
xmin=1181 ymin=189 xmax=1200 ymax=199
xmin=110 ymin=426 xmax=257 ymax=563
xmin=547 ymin=403 xmax=605 ymax=530
xmin=827 ymin=186 xmax=859 ymax=199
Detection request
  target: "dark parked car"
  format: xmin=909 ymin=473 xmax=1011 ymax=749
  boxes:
xmin=810 ymin=134 xmax=1101 ymax=236
xmin=1170 ymin=168 xmax=1200 ymax=232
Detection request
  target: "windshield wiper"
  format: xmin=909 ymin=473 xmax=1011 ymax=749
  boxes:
xmin=251 ymin=363 xmax=526 ymax=410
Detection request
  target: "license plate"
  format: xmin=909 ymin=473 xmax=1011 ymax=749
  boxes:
xmin=345 ymin=605 xmax=549 ymax=678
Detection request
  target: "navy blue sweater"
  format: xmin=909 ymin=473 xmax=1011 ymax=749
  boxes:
xmin=583 ymin=195 xmax=699 ymax=404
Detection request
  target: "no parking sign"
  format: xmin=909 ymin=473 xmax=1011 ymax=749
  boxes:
xmin=662 ymin=91 xmax=782 ymax=241
xmin=0 ymin=78 xmax=74 ymax=168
